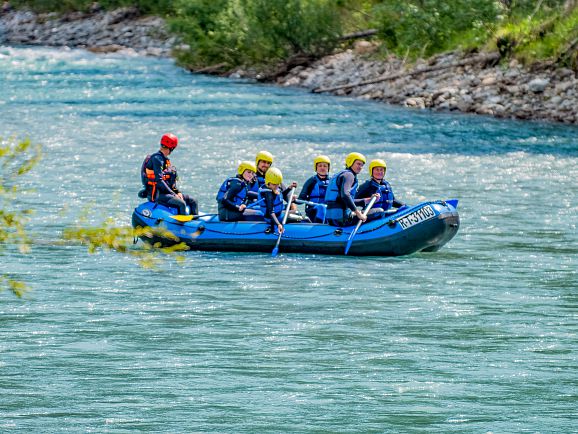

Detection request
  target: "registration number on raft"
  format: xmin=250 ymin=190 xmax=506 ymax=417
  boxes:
xmin=397 ymin=205 xmax=436 ymax=230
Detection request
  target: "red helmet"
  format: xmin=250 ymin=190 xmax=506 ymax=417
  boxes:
xmin=160 ymin=133 xmax=178 ymax=150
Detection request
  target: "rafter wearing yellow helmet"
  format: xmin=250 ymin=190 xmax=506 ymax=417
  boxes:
xmin=324 ymin=152 xmax=370 ymax=227
xmin=249 ymin=150 xmax=275 ymax=196
xmin=216 ymin=160 xmax=259 ymax=222
xmin=355 ymin=158 xmax=405 ymax=216
xmin=298 ymin=155 xmax=332 ymax=223
xmin=257 ymin=167 xmax=302 ymax=234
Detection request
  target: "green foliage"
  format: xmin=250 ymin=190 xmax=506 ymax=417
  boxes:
xmin=171 ymin=0 xmax=341 ymax=69
xmin=491 ymin=2 xmax=578 ymax=65
xmin=6 ymin=0 xmax=578 ymax=73
xmin=372 ymin=0 xmax=502 ymax=58
xmin=0 ymin=137 xmax=42 ymax=297
xmin=63 ymin=218 xmax=190 ymax=269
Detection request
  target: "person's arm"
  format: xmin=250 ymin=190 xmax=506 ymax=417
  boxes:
xmin=222 ymin=179 xmax=244 ymax=211
xmin=264 ymin=191 xmax=282 ymax=228
xmin=355 ymin=181 xmax=371 ymax=200
xmin=298 ymin=177 xmax=316 ymax=201
xmin=247 ymin=190 xmax=259 ymax=201
xmin=151 ymin=154 xmax=174 ymax=195
xmin=339 ymin=172 xmax=359 ymax=211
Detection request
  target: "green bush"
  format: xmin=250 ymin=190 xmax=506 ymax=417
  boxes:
xmin=171 ymin=0 xmax=341 ymax=69
xmin=0 ymin=138 xmax=42 ymax=298
xmin=372 ymin=0 xmax=502 ymax=58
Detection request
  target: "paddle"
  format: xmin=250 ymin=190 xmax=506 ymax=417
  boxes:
xmin=344 ymin=195 xmax=377 ymax=255
xmin=169 ymin=199 xmax=265 ymax=223
xmin=271 ymin=187 xmax=295 ymax=257
xmin=294 ymin=199 xmax=327 ymax=223
xmin=294 ymin=199 xmax=327 ymax=208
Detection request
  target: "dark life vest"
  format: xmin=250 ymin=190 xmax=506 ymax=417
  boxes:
xmin=216 ymin=176 xmax=248 ymax=206
xmin=140 ymin=152 xmax=172 ymax=201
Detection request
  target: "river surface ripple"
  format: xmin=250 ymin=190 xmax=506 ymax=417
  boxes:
xmin=1 ymin=46 xmax=577 ymax=432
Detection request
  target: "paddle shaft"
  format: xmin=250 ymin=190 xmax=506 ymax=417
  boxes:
xmin=344 ymin=195 xmax=378 ymax=255
xmin=272 ymin=187 xmax=296 ymax=255
xmin=295 ymin=199 xmax=327 ymax=208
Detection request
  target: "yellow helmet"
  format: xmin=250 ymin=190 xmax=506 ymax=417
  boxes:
xmin=368 ymin=159 xmax=387 ymax=176
xmin=345 ymin=152 xmax=366 ymax=168
xmin=313 ymin=155 xmax=331 ymax=171
xmin=265 ymin=167 xmax=283 ymax=185
xmin=237 ymin=160 xmax=256 ymax=176
xmin=255 ymin=150 xmax=274 ymax=166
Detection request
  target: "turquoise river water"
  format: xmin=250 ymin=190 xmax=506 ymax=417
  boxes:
xmin=1 ymin=46 xmax=577 ymax=432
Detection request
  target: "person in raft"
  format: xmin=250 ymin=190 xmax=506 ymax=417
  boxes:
xmin=355 ymin=159 xmax=405 ymax=219
xmin=298 ymin=154 xmax=331 ymax=223
xmin=258 ymin=167 xmax=305 ymax=233
xmin=139 ymin=133 xmax=198 ymax=215
xmin=216 ymin=161 xmax=262 ymax=222
xmin=248 ymin=150 xmax=274 ymax=200
xmin=324 ymin=152 xmax=380 ymax=227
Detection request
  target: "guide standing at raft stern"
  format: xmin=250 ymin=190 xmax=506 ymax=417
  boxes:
xmin=325 ymin=152 xmax=380 ymax=227
xmin=140 ymin=133 xmax=198 ymax=215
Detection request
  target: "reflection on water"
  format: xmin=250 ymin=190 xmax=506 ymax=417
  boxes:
xmin=1 ymin=46 xmax=577 ymax=432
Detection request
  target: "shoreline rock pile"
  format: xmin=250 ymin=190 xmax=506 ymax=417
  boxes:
xmin=277 ymin=46 xmax=578 ymax=125
xmin=0 ymin=6 xmax=176 ymax=56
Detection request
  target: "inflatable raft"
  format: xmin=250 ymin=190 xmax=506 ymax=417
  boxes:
xmin=131 ymin=199 xmax=459 ymax=256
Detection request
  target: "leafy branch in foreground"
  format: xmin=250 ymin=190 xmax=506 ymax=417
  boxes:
xmin=63 ymin=218 xmax=190 ymax=269
xmin=0 ymin=137 xmax=42 ymax=297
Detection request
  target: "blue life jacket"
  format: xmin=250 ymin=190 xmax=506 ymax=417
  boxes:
xmin=325 ymin=169 xmax=358 ymax=221
xmin=258 ymin=186 xmax=284 ymax=222
xmin=216 ymin=176 xmax=248 ymax=206
xmin=325 ymin=169 xmax=358 ymax=204
xmin=372 ymin=179 xmax=395 ymax=211
xmin=309 ymin=175 xmax=330 ymax=204
xmin=249 ymin=172 xmax=266 ymax=194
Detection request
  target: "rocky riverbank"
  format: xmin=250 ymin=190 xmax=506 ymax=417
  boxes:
xmin=277 ymin=45 xmax=578 ymax=125
xmin=2 ymin=6 xmax=577 ymax=125
xmin=0 ymin=7 xmax=176 ymax=56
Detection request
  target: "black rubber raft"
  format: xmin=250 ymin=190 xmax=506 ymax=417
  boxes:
xmin=132 ymin=199 xmax=460 ymax=256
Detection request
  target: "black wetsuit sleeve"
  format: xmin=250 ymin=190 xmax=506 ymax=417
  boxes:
xmin=151 ymin=154 xmax=174 ymax=195
xmin=264 ymin=190 xmax=282 ymax=227
xmin=222 ymin=179 xmax=244 ymax=211
xmin=298 ymin=176 xmax=316 ymax=201
xmin=355 ymin=180 xmax=373 ymax=200
xmin=281 ymin=183 xmax=294 ymax=202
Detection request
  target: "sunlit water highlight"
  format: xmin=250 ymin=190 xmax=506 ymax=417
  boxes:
xmin=1 ymin=46 xmax=577 ymax=432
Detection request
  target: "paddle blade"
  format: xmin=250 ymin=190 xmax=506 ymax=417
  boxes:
xmin=170 ymin=215 xmax=194 ymax=222
xmin=446 ymin=199 xmax=459 ymax=209
xmin=344 ymin=239 xmax=353 ymax=255
xmin=271 ymin=246 xmax=279 ymax=257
